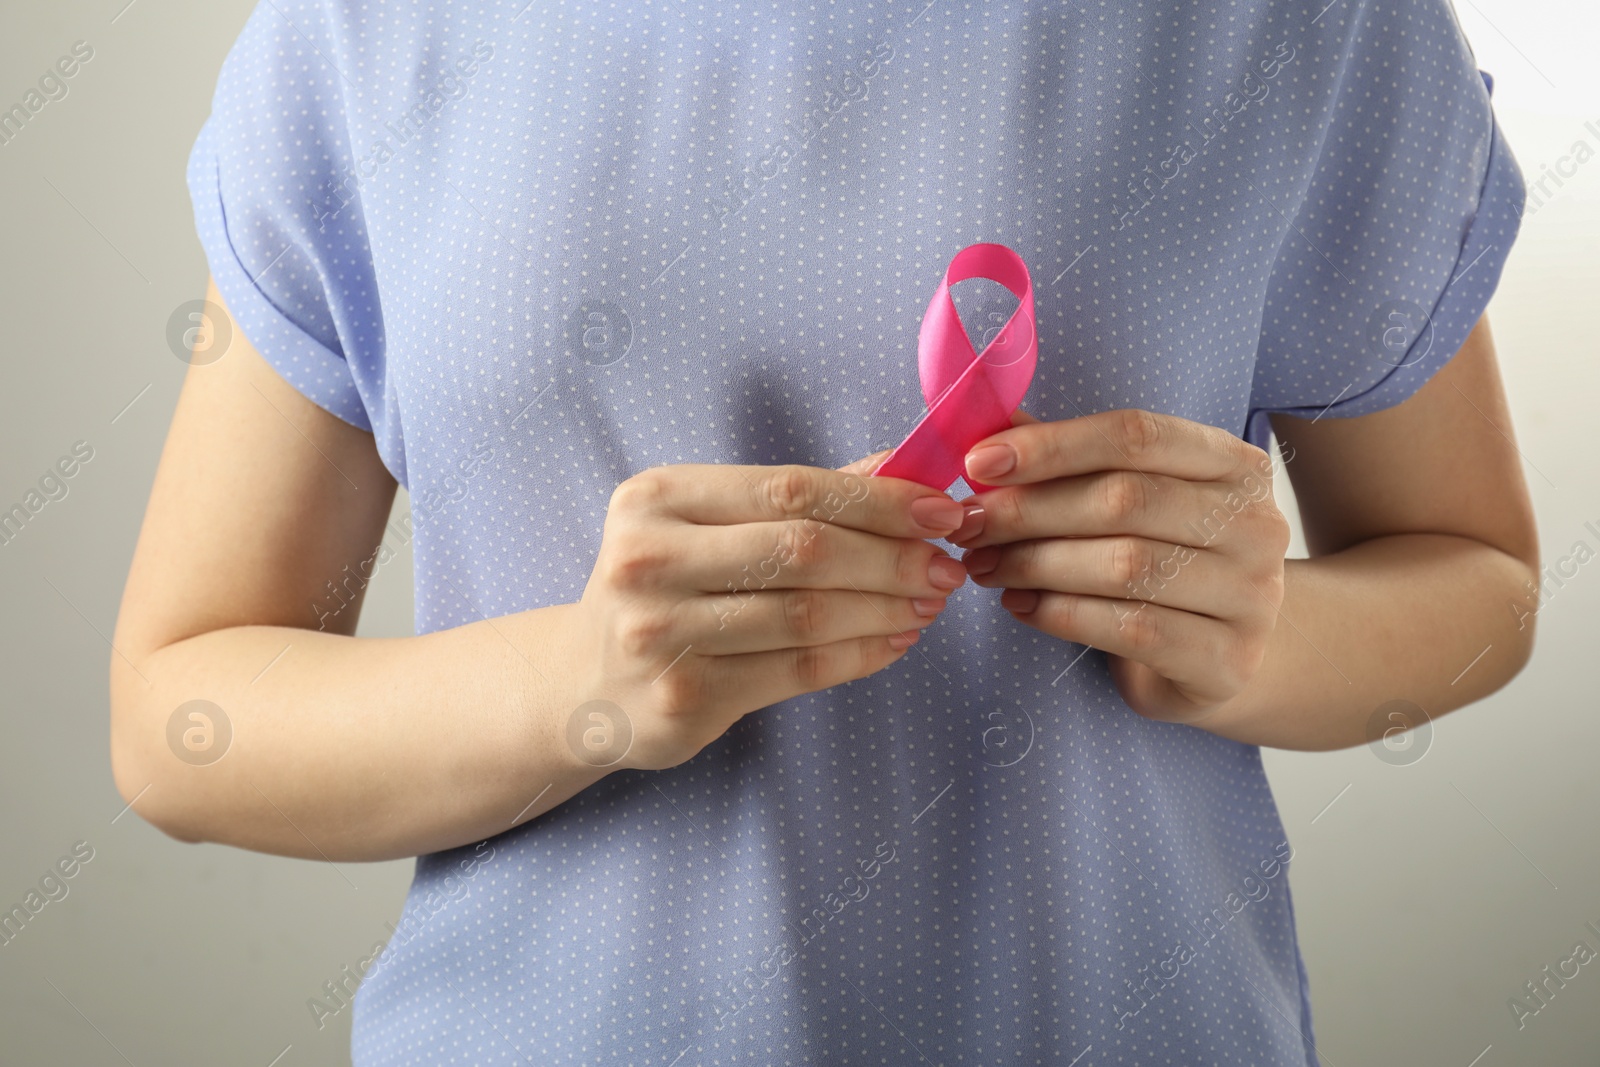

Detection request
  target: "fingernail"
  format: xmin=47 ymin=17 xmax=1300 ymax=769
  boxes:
xmin=965 ymin=444 xmax=1016 ymax=482
xmin=1002 ymin=588 xmax=1040 ymax=614
xmin=952 ymin=501 xmax=986 ymax=543
xmin=888 ymin=631 xmax=920 ymax=650
xmin=911 ymin=597 xmax=945 ymax=617
xmin=962 ymin=546 xmax=998 ymax=577
xmin=928 ymin=556 xmax=967 ymax=590
xmin=910 ymin=495 xmax=964 ymax=533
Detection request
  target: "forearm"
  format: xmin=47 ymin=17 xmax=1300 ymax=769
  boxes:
xmin=1195 ymin=533 xmax=1538 ymax=750
xmin=110 ymin=602 xmax=604 ymax=862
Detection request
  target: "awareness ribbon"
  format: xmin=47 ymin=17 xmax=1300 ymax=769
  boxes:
xmin=871 ymin=242 xmax=1037 ymax=494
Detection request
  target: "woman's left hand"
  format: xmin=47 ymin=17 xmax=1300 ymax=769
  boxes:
xmin=951 ymin=408 xmax=1292 ymax=723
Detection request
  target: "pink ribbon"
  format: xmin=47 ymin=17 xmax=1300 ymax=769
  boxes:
xmin=872 ymin=242 xmax=1037 ymax=494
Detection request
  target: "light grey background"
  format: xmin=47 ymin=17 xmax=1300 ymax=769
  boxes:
xmin=0 ymin=2 xmax=1594 ymax=1064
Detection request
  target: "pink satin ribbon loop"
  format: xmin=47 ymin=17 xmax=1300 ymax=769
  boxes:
xmin=872 ymin=243 xmax=1037 ymax=494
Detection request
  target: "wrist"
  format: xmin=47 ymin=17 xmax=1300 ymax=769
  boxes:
xmin=535 ymin=601 xmax=640 ymax=777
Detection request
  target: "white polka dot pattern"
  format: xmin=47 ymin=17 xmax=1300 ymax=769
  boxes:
xmin=184 ymin=0 xmax=1523 ymax=1063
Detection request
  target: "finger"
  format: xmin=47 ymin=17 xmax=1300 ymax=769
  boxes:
xmin=998 ymin=588 xmax=1249 ymax=704
xmin=1105 ymin=655 xmax=1220 ymax=724
xmin=837 ymin=449 xmax=893 ymax=477
xmin=714 ymin=632 xmax=921 ymax=710
xmin=963 ymin=408 xmax=1273 ymax=487
xmin=689 ymin=588 xmax=946 ymax=655
xmin=680 ymin=520 xmax=969 ymax=598
xmin=956 ymin=471 xmax=1272 ymax=552
xmin=628 ymin=463 xmax=965 ymax=539
xmin=962 ymin=537 xmax=1252 ymax=620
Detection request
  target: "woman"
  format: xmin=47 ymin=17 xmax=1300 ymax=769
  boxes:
xmin=112 ymin=0 xmax=1538 ymax=1062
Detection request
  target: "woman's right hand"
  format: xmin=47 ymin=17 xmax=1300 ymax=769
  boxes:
xmin=570 ymin=458 xmax=968 ymax=771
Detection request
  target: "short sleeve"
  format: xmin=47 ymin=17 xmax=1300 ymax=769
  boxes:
xmin=184 ymin=1 xmax=389 ymax=444
xmin=1242 ymin=0 xmax=1526 ymax=451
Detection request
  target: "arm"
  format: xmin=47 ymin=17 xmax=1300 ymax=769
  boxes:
xmin=951 ymin=315 xmax=1539 ymax=750
xmin=109 ymin=278 xmax=607 ymax=862
xmin=110 ymin=278 xmax=970 ymax=862
xmin=1204 ymin=315 xmax=1540 ymax=748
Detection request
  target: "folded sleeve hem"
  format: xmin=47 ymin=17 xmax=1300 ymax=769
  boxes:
xmin=1243 ymin=95 xmax=1524 ymax=449
xmin=186 ymin=122 xmax=373 ymax=434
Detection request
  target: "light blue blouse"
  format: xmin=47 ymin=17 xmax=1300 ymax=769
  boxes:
xmin=186 ymin=1 xmax=1523 ymax=1063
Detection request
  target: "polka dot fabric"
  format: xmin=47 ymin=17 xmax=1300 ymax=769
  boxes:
xmin=185 ymin=1 xmax=1523 ymax=1064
